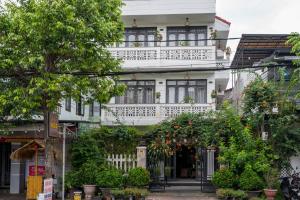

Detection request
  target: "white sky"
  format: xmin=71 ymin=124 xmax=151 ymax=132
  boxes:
xmin=217 ymin=0 xmax=300 ymax=56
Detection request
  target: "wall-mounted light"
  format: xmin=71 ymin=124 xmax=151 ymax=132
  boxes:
xmin=132 ymin=18 xmax=137 ymax=27
xmin=185 ymin=17 xmax=190 ymax=26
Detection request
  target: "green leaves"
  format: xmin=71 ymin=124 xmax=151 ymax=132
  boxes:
xmin=0 ymin=0 xmax=124 ymax=119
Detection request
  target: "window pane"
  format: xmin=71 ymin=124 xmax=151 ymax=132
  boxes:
xmin=196 ymin=87 xmax=206 ymax=103
xmin=198 ymin=33 xmax=205 ymax=46
xmin=167 ymin=81 xmax=176 ymax=86
xmin=189 ymin=80 xmax=196 ymax=85
xmin=178 ymin=87 xmax=185 ymax=103
xmin=178 ymin=81 xmax=187 ymax=85
xmin=128 ymin=35 xmax=135 ymax=47
xmin=145 ymin=81 xmax=155 ymax=85
xmin=188 ymin=87 xmax=195 ymax=102
xmin=178 ymin=34 xmax=186 ymax=46
xmin=127 ymin=88 xmax=135 ymax=104
xmin=188 ymin=33 xmax=195 ymax=46
xmin=168 ymin=87 xmax=176 ymax=103
xmin=148 ymin=34 xmax=155 ymax=47
xmin=137 ymin=87 xmax=144 ymax=104
xmin=138 ymin=34 xmax=145 ymax=47
xmin=145 ymin=87 xmax=154 ymax=104
xmin=168 ymin=34 xmax=176 ymax=47
xmin=94 ymin=102 xmax=101 ymax=116
xmin=127 ymin=81 xmax=137 ymax=86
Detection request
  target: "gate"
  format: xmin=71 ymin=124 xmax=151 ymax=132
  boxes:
xmin=196 ymin=147 xmax=218 ymax=192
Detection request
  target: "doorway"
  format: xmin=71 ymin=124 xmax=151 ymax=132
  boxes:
xmin=0 ymin=143 xmax=11 ymax=188
xmin=175 ymin=145 xmax=196 ymax=178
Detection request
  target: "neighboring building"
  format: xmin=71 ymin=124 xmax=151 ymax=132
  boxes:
xmin=231 ymin=34 xmax=300 ymax=172
xmin=101 ymin=0 xmax=231 ymax=126
xmin=0 ymin=99 xmax=101 ymax=194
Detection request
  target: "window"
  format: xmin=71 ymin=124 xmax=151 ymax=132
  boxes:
xmin=166 ymin=80 xmax=207 ymax=103
xmin=89 ymin=102 xmax=101 ymax=117
xmin=116 ymin=80 xmax=155 ymax=104
xmin=167 ymin=26 xmax=207 ymax=46
xmin=76 ymin=96 xmax=85 ymax=116
xmin=121 ymin=28 xmax=157 ymax=47
xmin=89 ymin=102 xmax=94 ymax=117
xmin=65 ymin=97 xmax=71 ymax=112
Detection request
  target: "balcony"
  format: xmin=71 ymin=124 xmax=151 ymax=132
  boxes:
xmin=101 ymin=103 xmax=214 ymax=126
xmin=109 ymin=46 xmax=217 ymax=68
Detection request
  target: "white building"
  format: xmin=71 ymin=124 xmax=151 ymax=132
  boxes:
xmin=101 ymin=0 xmax=231 ymax=126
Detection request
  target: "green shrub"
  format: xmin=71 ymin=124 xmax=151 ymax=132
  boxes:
xmin=77 ymin=161 xmax=104 ymax=185
xmin=127 ymin=168 xmax=150 ymax=187
xmin=212 ymin=168 xmax=237 ymax=188
xmin=124 ymin=188 xmax=149 ymax=197
xmin=97 ymin=167 xmax=124 ymax=188
xmin=111 ymin=189 xmax=125 ymax=198
xmin=239 ymin=166 xmax=264 ymax=191
xmin=216 ymin=188 xmax=247 ymax=200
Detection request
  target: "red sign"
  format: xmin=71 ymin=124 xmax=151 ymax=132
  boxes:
xmin=29 ymin=166 xmax=45 ymax=176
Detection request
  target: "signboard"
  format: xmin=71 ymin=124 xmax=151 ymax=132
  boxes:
xmin=43 ymin=178 xmax=53 ymax=200
xmin=29 ymin=166 xmax=45 ymax=176
xmin=49 ymin=112 xmax=59 ymax=138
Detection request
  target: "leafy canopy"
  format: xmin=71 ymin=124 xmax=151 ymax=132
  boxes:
xmin=0 ymin=0 xmax=125 ymax=119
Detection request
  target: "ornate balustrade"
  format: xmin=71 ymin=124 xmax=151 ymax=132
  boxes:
xmin=102 ymin=103 xmax=213 ymax=125
xmin=109 ymin=46 xmax=215 ymax=61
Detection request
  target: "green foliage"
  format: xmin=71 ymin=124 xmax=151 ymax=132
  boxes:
xmin=110 ymin=189 xmax=125 ymax=198
xmin=239 ymin=165 xmax=264 ymax=191
xmin=77 ymin=161 xmax=105 ymax=186
xmin=96 ymin=167 xmax=124 ymax=188
xmin=70 ymin=132 xmax=105 ymax=169
xmin=65 ymin=170 xmax=81 ymax=189
xmin=89 ymin=126 xmax=143 ymax=154
xmin=264 ymin=168 xmax=280 ymax=189
xmin=123 ymin=188 xmax=149 ymax=197
xmin=127 ymin=168 xmax=150 ymax=188
xmin=243 ymin=76 xmax=300 ymax=167
xmin=212 ymin=168 xmax=237 ymax=188
xmin=0 ymin=0 xmax=125 ymax=119
xmin=216 ymin=189 xmax=247 ymax=200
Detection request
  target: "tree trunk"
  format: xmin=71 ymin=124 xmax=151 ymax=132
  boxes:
xmin=44 ymin=111 xmax=55 ymax=178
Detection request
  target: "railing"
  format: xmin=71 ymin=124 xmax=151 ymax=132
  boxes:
xmin=102 ymin=103 xmax=213 ymax=125
xmin=109 ymin=46 xmax=215 ymax=61
xmin=107 ymin=154 xmax=137 ymax=172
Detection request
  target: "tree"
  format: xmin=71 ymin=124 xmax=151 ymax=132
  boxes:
xmin=0 ymin=0 xmax=124 ymax=177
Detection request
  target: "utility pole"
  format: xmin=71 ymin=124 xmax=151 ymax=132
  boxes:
xmin=62 ymin=123 xmax=66 ymax=200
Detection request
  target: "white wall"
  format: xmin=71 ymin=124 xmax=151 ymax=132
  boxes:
xmin=59 ymin=99 xmax=90 ymax=122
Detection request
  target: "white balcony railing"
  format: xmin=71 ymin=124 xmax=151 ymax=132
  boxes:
xmin=109 ymin=46 xmax=215 ymax=61
xmin=101 ymin=103 xmax=213 ymax=125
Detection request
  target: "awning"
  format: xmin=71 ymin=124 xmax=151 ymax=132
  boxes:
xmin=10 ymin=140 xmax=45 ymax=160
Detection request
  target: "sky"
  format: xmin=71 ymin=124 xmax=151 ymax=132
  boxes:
xmin=217 ymin=0 xmax=300 ymax=56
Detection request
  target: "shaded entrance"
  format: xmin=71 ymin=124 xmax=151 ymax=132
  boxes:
xmin=0 ymin=143 xmax=11 ymax=189
xmin=175 ymin=145 xmax=196 ymax=178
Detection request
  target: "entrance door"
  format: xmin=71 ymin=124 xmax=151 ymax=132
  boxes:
xmin=0 ymin=143 xmax=11 ymax=188
xmin=175 ymin=145 xmax=196 ymax=179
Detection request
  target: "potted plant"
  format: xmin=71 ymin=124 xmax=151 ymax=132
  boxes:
xmin=209 ymin=27 xmax=217 ymax=45
xmin=78 ymin=161 xmax=100 ymax=200
xmin=155 ymin=30 xmax=163 ymax=46
xmin=239 ymin=165 xmax=264 ymax=198
xmin=155 ymin=92 xmax=161 ymax=103
xmin=211 ymin=90 xmax=217 ymax=99
xmin=263 ymin=168 xmax=279 ymax=200
xmin=96 ymin=167 xmax=124 ymax=199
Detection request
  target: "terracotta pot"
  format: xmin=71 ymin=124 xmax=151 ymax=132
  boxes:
xmin=83 ymin=184 xmax=96 ymax=200
xmin=263 ymin=189 xmax=277 ymax=200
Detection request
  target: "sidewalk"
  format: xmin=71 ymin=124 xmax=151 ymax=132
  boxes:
xmin=146 ymin=186 xmax=217 ymax=200
xmin=0 ymin=194 xmax=25 ymax=200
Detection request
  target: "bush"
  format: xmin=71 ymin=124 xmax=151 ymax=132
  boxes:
xmin=97 ymin=167 xmax=124 ymax=188
xmin=212 ymin=168 xmax=237 ymax=188
xmin=111 ymin=189 xmax=125 ymax=198
xmin=239 ymin=166 xmax=264 ymax=191
xmin=216 ymin=188 xmax=247 ymax=200
xmin=77 ymin=161 xmax=104 ymax=185
xmin=124 ymin=188 xmax=149 ymax=197
xmin=127 ymin=168 xmax=150 ymax=187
